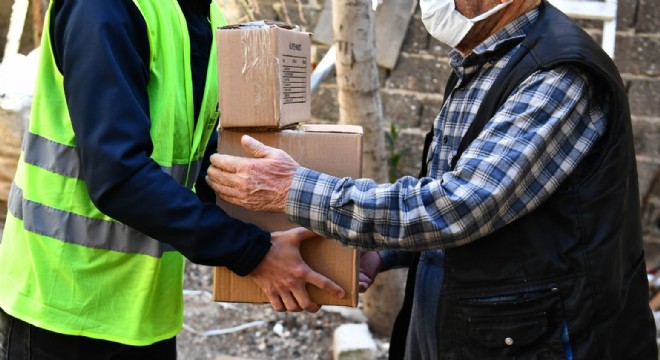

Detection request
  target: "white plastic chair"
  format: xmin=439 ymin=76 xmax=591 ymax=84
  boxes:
xmin=3 ymin=0 xmax=29 ymax=61
xmin=547 ymin=0 xmax=618 ymax=58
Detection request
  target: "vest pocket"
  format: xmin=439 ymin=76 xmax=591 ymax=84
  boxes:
xmin=468 ymin=312 xmax=548 ymax=348
xmin=447 ymin=286 xmax=567 ymax=359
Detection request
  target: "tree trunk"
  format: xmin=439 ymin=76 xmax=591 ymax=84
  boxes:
xmin=29 ymin=0 xmax=47 ymax=47
xmin=332 ymin=0 xmax=405 ymax=337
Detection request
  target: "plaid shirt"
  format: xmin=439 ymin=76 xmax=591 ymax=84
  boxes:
xmin=287 ymin=9 xmax=606 ymax=255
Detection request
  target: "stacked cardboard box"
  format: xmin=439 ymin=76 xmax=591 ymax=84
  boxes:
xmin=217 ymin=21 xmax=312 ymax=129
xmin=213 ymin=22 xmax=362 ymax=307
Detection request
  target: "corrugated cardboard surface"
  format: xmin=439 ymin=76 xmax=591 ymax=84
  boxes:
xmin=214 ymin=124 xmax=363 ymax=307
xmin=217 ymin=24 xmax=311 ymax=129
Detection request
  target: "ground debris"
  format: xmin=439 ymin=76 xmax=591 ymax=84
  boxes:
xmin=180 ymin=263 xmax=389 ymax=360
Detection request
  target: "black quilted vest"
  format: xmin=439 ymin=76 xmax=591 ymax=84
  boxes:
xmin=389 ymin=2 xmax=657 ymax=359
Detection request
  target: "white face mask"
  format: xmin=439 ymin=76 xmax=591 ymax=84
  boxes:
xmin=420 ymin=0 xmax=513 ymax=48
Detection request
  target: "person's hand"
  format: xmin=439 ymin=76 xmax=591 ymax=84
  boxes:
xmin=249 ymin=227 xmax=346 ymax=313
xmin=358 ymin=251 xmax=382 ymax=292
xmin=206 ymin=135 xmax=300 ymax=213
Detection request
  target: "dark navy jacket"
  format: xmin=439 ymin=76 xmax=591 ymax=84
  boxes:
xmin=49 ymin=0 xmax=271 ymax=273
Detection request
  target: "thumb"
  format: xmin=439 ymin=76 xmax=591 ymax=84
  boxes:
xmin=272 ymin=227 xmax=318 ymax=247
xmin=293 ymin=227 xmax=320 ymax=241
xmin=293 ymin=227 xmax=323 ymax=248
xmin=241 ymin=135 xmax=276 ymax=159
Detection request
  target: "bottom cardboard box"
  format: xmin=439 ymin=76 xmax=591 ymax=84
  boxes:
xmin=213 ymin=124 xmax=363 ymax=307
xmin=213 ymin=237 xmax=357 ymax=307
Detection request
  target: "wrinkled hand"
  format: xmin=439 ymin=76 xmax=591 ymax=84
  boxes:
xmin=206 ymin=135 xmax=299 ymax=213
xmin=358 ymin=251 xmax=382 ymax=293
xmin=249 ymin=227 xmax=346 ymax=313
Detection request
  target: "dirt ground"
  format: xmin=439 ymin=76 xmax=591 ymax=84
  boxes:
xmin=179 ymin=262 xmax=390 ymax=360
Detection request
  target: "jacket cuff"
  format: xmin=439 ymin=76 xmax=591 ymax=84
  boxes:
xmin=227 ymin=231 xmax=272 ymax=276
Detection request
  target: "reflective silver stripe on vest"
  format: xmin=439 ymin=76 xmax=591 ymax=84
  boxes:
xmin=161 ymin=160 xmax=202 ymax=189
xmin=23 ymin=132 xmax=200 ymax=187
xmin=7 ymin=183 xmax=175 ymax=257
xmin=23 ymin=132 xmax=82 ymax=179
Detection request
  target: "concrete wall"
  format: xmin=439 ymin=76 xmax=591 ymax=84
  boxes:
xmin=1 ymin=0 xmax=659 ymax=264
xmin=620 ymin=0 xmax=660 ymax=266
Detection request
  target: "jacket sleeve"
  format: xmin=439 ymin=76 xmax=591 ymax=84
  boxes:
xmin=196 ymin=129 xmax=220 ymax=204
xmin=50 ymin=0 xmax=270 ymax=275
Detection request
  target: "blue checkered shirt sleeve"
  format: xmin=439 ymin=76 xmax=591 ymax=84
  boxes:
xmin=287 ymin=65 xmax=606 ymax=251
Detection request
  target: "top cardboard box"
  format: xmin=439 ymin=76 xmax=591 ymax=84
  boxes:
xmin=217 ymin=21 xmax=311 ymax=129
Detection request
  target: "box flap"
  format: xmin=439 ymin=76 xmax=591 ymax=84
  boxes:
xmin=297 ymin=124 xmax=364 ymax=135
xmin=220 ymin=20 xmax=300 ymax=31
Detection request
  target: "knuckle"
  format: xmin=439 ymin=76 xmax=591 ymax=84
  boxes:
xmin=317 ymin=278 xmax=331 ymax=288
xmin=283 ymin=278 xmax=297 ymax=288
xmin=291 ymin=266 xmax=308 ymax=279
xmin=244 ymin=162 xmax=257 ymax=175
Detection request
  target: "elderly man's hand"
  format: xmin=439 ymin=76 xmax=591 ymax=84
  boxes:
xmin=249 ymin=227 xmax=346 ymax=312
xmin=358 ymin=251 xmax=382 ymax=293
xmin=206 ymin=135 xmax=299 ymax=213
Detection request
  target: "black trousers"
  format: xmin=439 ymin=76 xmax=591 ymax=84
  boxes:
xmin=0 ymin=307 xmax=176 ymax=360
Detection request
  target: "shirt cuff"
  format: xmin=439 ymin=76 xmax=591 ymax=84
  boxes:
xmin=377 ymin=250 xmax=419 ymax=271
xmin=286 ymin=167 xmax=338 ymax=238
xmin=377 ymin=250 xmax=400 ymax=272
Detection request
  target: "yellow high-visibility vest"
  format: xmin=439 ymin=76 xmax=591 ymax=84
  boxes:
xmin=0 ymin=0 xmax=225 ymax=345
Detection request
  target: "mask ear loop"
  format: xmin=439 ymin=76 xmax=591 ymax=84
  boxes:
xmin=471 ymin=0 xmax=514 ymax=23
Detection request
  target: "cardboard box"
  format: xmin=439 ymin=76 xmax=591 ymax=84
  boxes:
xmin=214 ymin=124 xmax=363 ymax=307
xmin=217 ymin=21 xmax=311 ymax=129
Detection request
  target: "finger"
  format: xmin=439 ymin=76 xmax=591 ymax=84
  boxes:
xmin=241 ymin=135 xmax=276 ymax=159
xmin=290 ymin=227 xmax=319 ymax=241
xmin=205 ymin=165 xmax=224 ymax=186
xmin=204 ymin=176 xmax=240 ymax=200
xmin=206 ymin=184 xmax=251 ymax=210
xmin=209 ymin=153 xmax=244 ymax=174
xmin=271 ymin=228 xmax=318 ymax=248
xmin=291 ymin=287 xmax=321 ymax=313
xmin=358 ymin=274 xmax=372 ymax=293
xmin=294 ymin=227 xmax=320 ymax=241
xmin=209 ymin=153 xmax=229 ymax=171
xmin=204 ymin=175 xmax=218 ymax=194
xmin=205 ymin=169 xmax=239 ymax=194
xmin=358 ymin=273 xmax=372 ymax=285
xmin=264 ymin=291 xmax=286 ymax=312
xmin=278 ymin=290 xmax=303 ymax=312
xmin=305 ymin=268 xmax=346 ymax=299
